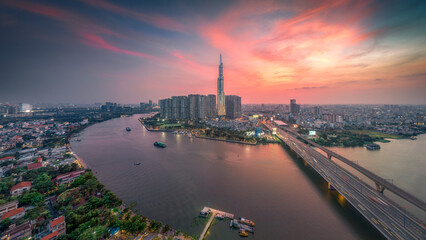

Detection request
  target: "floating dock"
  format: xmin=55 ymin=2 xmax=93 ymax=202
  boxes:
xmin=198 ymin=207 xmax=234 ymax=240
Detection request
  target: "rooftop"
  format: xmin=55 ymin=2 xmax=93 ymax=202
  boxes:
xmin=41 ymin=230 xmax=59 ymax=240
xmin=10 ymin=181 xmax=31 ymax=192
xmin=50 ymin=216 xmax=65 ymax=228
xmin=1 ymin=207 xmax=24 ymax=220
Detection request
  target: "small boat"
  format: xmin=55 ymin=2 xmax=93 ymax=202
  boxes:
xmin=239 ymin=230 xmax=248 ymax=237
xmin=126 ymin=127 xmax=131 ymax=132
xmin=238 ymin=217 xmax=255 ymax=227
xmin=366 ymin=144 xmax=380 ymax=150
xmin=154 ymin=141 xmax=166 ymax=148
xmin=216 ymin=214 xmax=224 ymax=220
xmin=134 ymin=163 xmax=141 ymax=166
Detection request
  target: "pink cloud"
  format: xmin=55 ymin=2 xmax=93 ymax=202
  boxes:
xmin=78 ymin=32 xmax=156 ymax=59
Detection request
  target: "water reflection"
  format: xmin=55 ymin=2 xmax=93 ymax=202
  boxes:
xmin=71 ymin=115 xmax=385 ymax=240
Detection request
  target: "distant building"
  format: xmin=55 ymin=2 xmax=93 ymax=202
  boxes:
xmin=290 ymin=99 xmax=300 ymax=116
xmin=207 ymin=94 xmax=217 ymax=118
xmin=217 ymin=54 xmax=226 ymax=116
xmin=225 ymin=95 xmax=242 ymax=119
xmin=10 ymin=182 xmax=31 ymax=197
xmin=158 ymin=54 xmax=242 ymax=120
xmin=416 ymin=113 xmax=424 ymax=125
xmin=18 ymin=103 xmax=32 ymax=113
xmin=313 ymin=106 xmax=321 ymax=116
xmin=188 ymin=94 xmax=201 ymax=120
xmin=159 ymin=98 xmax=172 ymax=119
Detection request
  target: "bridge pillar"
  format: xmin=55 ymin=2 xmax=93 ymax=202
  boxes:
xmin=328 ymin=182 xmax=335 ymax=190
xmin=375 ymin=182 xmax=385 ymax=193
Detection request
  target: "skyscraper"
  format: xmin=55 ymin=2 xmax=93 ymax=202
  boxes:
xmin=217 ymin=54 xmax=225 ymax=116
xmin=225 ymin=95 xmax=241 ymax=119
xmin=290 ymin=99 xmax=300 ymax=116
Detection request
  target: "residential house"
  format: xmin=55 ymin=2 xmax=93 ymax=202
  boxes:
xmin=54 ymin=170 xmax=85 ymax=185
xmin=48 ymin=216 xmax=66 ymax=235
xmin=0 ymin=221 xmax=33 ymax=240
xmin=27 ymin=162 xmax=43 ymax=170
xmin=1 ymin=208 xmax=25 ymax=220
xmin=10 ymin=181 xmax=31 ymax=196
xmin=0 ymin=200 xmax=18 ymax=216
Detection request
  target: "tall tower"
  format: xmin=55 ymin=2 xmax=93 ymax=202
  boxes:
xmin=217 ymin=54 xmax=226 ymax=116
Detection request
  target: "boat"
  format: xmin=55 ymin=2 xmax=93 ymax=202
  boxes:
xmin=231 ymin=220 xmax=254 ymax=232
xmin=237 ymin=217 xmax=255 ymax=227
xmin=215 ymin=214 xmax=224 ymax=220
xmin=154 ymin=142 xmax=167 ymax=148
xmin=134 ymin=162 xmax=141 ymax=166
xmin=239 ymin=230 xmax=248 ymax=237
xmin=366 ymin=144 xmax=380 ymax=150
xmin=410 ymin=136 xmax=417 ymax=140
xmin=126 ymin=127 xmax=131 ymax=132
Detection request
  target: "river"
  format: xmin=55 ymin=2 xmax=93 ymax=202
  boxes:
xmin=71 ymin=114 xmax=393 ymax=239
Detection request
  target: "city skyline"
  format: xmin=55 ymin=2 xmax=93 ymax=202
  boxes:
xmin=1 ymin=0 xmax=426 ymax=105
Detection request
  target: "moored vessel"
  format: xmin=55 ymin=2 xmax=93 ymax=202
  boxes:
xmin=366 ymin=144 xmax=380 ymax=150
xmin=154 ymin=141 xmax=166 ymax=148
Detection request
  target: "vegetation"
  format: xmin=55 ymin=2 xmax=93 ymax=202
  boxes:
xmin=200 ymin=128 xmax=257 ymax=144
xmin=348 ymin=130 xmax=404 ymax=139
xmin=311 ymin=130 xmax=390 ymax=147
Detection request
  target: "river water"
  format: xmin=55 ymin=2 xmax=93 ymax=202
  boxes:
xmin=71 ymin=114 xmax=400 ymax=239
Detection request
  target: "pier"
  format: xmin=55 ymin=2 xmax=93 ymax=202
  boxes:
xmin=198 ymin=207 xmax=234 ymax=240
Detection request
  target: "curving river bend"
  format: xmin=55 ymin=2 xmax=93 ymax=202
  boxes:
xmin=71 ymin=114 xmax=425 ymax=239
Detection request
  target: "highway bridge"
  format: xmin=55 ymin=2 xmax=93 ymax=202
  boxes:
xmin=264 ymin=122 xmax=425 ymax=240
xmin=284 ymin=127 xmax=426 ymax=212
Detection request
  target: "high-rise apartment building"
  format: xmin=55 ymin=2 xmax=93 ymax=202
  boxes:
xmin=217 ymin=54 xmax=225 ymax=116
xmin=290 ymin=99 xmax=300 ymax=116
xmin=225 ymin=95 xmax=241 ymax=119
xmin=207 ymin=94 xmax=217 ymax=118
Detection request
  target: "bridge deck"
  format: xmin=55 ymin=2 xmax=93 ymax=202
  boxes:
xmin=287 ymin=128 xmax=426 ymax=212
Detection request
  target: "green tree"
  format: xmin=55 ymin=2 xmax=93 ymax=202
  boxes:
xmin=19 ymin=192 xmax=44 ymax=206
xmin=34 ymin=173 xmax=53 ymax=193
xmin=0 ymin=218 xmax=11 ymax=232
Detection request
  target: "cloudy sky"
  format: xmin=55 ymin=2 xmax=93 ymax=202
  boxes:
xmin=0 ymin=0 xmax=425 ymax=104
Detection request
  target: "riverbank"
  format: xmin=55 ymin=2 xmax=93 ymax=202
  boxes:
xmin=194 ymin=136 xmax=257 ymax=145
xmin=138 ymin=118 xmax=174 ymax=132
xmin=70 ymin=138 xmax=195 ymax=239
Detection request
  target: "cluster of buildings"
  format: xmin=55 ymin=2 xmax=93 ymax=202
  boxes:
xmin=0 ymin=118 xmax=87 ymax=152
xmin=159 ymin=54 xmax=242 ymax=120
xmin=245 ymin=101 xmax=425 ymax=136
xmin=0 ymin=103 xmax=33 ymax=117
xmin=0 ymin=117 xmax=90 ymax=239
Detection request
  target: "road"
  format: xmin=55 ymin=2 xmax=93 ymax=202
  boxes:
xmin=264 ymin=122 xmax=425 ymax=240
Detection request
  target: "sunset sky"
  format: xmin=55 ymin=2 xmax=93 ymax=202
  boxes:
xmin=0 ymin=0 xmax=425 ymax=104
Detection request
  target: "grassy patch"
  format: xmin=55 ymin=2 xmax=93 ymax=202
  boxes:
xmin=348 ymin=130 xmax=403 ymax=139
